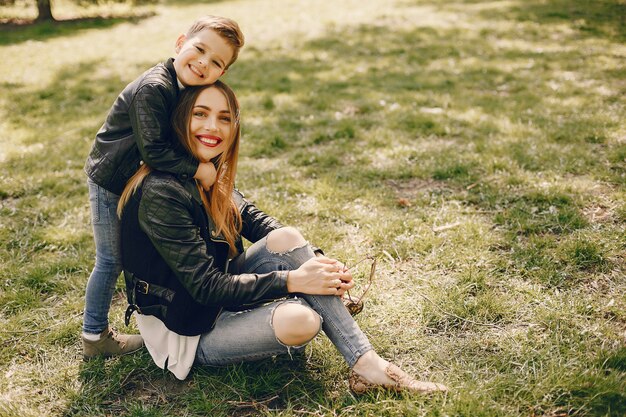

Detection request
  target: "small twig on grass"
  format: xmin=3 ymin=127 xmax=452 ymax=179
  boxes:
xmin=381 ymin=250 xmax=395 ymax=264
xmin=387 ymin=178 xmax=438 ymax=191
xmin=227 ymin=395 xmax=279 ymax=411
xmin=225 ymin=377 xmax=296 ymax=412
xmin=432 ymin=221 xmax=461 ymax=233
xmin=144 ymin=378 xmax=169 ymax=404
xmin=120 ymin=368 xmax=138 ymax=389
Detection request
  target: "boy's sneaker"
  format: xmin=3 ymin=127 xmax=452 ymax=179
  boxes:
xmin=82 ymin=327 xmax=144 ymax=361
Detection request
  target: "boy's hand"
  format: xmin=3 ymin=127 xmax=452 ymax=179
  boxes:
xmin=194 ymin=162 xmax=217 ymax=191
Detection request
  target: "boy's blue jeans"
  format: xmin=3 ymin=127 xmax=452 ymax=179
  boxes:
xmin=83 ymin=178 xmax=122 ymax=334
xmin=195 ymin=235 xmax=373 ymax=368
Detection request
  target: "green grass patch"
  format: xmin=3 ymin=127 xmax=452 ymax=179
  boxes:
xmin=1 ymin=0 xmax=625 ymax=415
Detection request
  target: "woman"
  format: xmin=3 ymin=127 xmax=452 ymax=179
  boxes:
xmin=118 ymin=80 xmax=448 ymax=394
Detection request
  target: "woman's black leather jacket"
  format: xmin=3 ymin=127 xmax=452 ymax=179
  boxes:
xmin=121 ymin=171 xmax=289 ymax=336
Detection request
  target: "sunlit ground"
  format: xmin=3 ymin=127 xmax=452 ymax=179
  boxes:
xmin=0 ymin=0 xmax=624 ymax=415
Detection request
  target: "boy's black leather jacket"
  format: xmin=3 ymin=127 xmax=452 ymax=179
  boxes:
xmin=84 ymin=58 xmax=198 ymax=195
xmin=120 ymin=171 xmax=290 ymax=336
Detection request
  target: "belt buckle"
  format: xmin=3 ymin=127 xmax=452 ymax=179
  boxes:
xmin=136 ymin=280 xmax=149 ymax=295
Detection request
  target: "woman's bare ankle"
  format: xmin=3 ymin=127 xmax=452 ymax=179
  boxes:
xmin=352 ymin=351 xmax=392 ymax=384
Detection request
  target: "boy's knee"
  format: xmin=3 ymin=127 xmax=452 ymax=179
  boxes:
xmin=272 ymin=303 xmax=320 ymax=347
xmin=266 ymin=227 xmax=306 ymax=254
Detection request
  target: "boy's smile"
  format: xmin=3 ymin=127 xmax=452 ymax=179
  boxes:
xmin=174 ymin=29 xmax=234 ymax=87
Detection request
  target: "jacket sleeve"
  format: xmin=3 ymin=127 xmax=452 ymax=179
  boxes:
xmin=129 ymin=82 xmax=199 ymax=178
xmin=138 ymin=179 xmax=289 ymax=308
xmin=236 ymin=190 xmax=325 ymax=254
xmin=236 ymin=190 xmax=284 ymax=243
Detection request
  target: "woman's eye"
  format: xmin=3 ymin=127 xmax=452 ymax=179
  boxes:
xmin=220 ymin=116 xmax=231 ymax=122
xmin=194 ymin=112 xmax=206 ymax=118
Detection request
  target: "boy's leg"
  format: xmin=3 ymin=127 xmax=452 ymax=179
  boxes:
xmin=82 ymin=178 xmax=143 ymax=359
xmin=229 ymin=229 xmax=373 ymax=368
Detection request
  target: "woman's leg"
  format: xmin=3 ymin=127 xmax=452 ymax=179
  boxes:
xmin=229 ymin=227 xmax=373 ymax=368
xmin=272 ymin=301 xmax=321 ymax=347
xmin=231 ymin=227 xmax=448 ymax=393
xmin=195 ymin=298 xmax=321 ymax=366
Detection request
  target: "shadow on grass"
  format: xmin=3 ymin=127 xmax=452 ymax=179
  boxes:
xmin=229 ymin=22 xmax=622 ymax=180
xmin=3 ymin=8 xmax=620 ymax=172
xmin=479 ymin=0 xmax=626 ymax=41
xmin=65 ymin=352 xmax=327 ymax=416
xmin=1 ymin=6 xmax=625 ymax=415
xmin=1 ymin=11 xmax=621 ymax=295
xmin=0 ymin=11 xmax=156 ymax=46
xmin=3 ymin=16 xmax=621 ymax=228
xmin=0 ymin=61 xmax=127 ymax=184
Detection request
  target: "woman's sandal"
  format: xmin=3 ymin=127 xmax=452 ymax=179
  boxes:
xmin=348 ymin=363 xmax=448 ymax=395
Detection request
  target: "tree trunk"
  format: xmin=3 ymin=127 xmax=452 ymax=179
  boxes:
xmin=35 ymin=0 xmax=54 ymax=22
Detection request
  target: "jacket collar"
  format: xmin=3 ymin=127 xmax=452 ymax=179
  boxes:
xmin=165 ymin=58 xmax=180 ymax=97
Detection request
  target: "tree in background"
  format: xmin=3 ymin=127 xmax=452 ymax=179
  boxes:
xmin=36 ymin=0 xmax=54 ymax=21
xmin=0 ymin=0 xmax=156 ymax=23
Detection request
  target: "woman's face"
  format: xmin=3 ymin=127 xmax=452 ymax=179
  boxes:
xmin=189 ymin=87 xmax=233 ymax=162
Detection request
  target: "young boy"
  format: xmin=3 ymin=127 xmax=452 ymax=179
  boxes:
xmin=82 ymin=15 xmax=244 ymax=360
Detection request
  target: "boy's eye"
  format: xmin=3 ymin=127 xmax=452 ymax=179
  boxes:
xmin=195 ymin=46 xmax=204 ymax=53
xmin=212 ymin=60 xmax=223 ymax=69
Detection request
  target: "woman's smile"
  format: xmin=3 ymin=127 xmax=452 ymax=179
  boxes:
xmin=188 ymin=86 xmax=233 ymax=162
xmin=196 ymin=134 xmax=222 ymax=147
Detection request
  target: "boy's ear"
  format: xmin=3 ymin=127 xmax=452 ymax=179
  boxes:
xmin=175 ymin=33 xmax=187 ymax=54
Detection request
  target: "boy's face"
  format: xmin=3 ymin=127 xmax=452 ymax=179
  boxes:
xmin=174 ymin=29 xmax=234 ymax=87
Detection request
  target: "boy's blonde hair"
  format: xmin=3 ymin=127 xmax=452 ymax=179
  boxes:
xmin=186 ymin=15 xmax=245 ymax=69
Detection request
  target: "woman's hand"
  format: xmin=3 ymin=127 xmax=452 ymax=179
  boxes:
xmin=287 ymin=256 xmax=355 ymax=295
xmin=336 ymin=263 xmax=353 ymax=297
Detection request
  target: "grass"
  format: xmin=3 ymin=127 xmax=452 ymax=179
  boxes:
xmin=1 ymin=0 xmax=625 ymax=415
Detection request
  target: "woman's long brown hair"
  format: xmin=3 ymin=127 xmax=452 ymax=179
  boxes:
xmin=118 ymin=80 xmax=242 ymax=256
